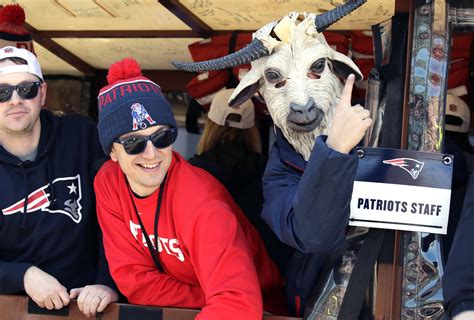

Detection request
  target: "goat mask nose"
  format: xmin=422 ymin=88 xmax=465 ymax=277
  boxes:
xmin=287 ymin=99 xmax=324 ymax=132
xmin=290 ymin=100 xmax=315 ymax=113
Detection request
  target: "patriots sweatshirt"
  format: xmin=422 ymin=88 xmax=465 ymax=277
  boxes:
xmin=0 ymin=109 xmax=114 ymax=293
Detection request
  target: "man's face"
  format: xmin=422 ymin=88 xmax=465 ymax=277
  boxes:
xmin=0 ymin=60 xmax=46 ymax=137
xmin=110 ymin=125 xmax=173 ymax=197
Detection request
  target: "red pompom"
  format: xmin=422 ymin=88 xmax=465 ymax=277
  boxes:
xmin=0 ymin=4 xmax=26 ymax=26
xmin=106 ymin=57 xmax=143 ymax=85
xmin=0 ymin=4 xmax=30 ymax=36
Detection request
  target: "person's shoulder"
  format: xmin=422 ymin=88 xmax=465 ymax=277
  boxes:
xmin=97 ymin=160 xmax=118 ymax=176
xmin=171 ymin=154 xmax=239 ymax=223
xmin=52 ymin=113 xmax=100 ymax=148
xmin=95 ymin=160 xmax=120 ymax=186
xmin=42 ymin=109 xmax=95 ymax=132
xmin=174 ymin=152 xmax=223 ymax=188
xmin=94 ymin=160 xmax=124 ymax=206
xmin=170 ymin=152 xmax=231 ymax=207
xmin=56 ymin=113 xmax=97 ymax=130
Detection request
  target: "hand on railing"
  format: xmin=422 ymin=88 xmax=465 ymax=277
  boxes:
xmin=70 ymin=284 xmax=118 ymax=318
xmin=24 ymin=266 xmax=70 ymax=310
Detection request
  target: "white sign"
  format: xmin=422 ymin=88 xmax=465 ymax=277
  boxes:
xmin=350 ymin=181 xmax=451 ymax=234
xmin=348 ymin=148 xmax=453 ymax=234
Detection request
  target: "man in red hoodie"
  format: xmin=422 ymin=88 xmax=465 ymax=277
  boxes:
xmin=94 ymin=57 xmax=286 ymax=319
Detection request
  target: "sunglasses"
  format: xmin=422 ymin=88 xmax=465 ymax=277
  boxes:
xmin=0 ymin=82 xmax=42 ymax=103
xmin=114 ymin=127 xmax=177 ymax=155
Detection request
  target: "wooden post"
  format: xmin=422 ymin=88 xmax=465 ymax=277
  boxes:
xmin=374 ymin=0 xmax=414 ymax=318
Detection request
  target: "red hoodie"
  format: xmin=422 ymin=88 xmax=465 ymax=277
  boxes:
xmin=94 ymin=152 xmax=285 ymax=320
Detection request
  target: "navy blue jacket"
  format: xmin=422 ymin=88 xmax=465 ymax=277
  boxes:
xmin=262 ymin=128 xmax=358 ymax=316
xmin=443 ymin=172 xmax=474 ymax=318
xmin=0 ymin=109 xmax=114 ymax=293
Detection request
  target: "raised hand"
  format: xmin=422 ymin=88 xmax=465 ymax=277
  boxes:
xmin=326 ymin=74 xmax=372 ymax=154
xmin=70 ymin=284 xmax=118 ymax=318
xmin=23 ymin=266 xmax=70 ymax=310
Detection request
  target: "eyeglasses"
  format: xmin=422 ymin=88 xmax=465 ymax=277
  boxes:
xmin=114 ymin=127 xmax=177 ymax=155
xmin=0 ymin=82 xmax=42 ymax=103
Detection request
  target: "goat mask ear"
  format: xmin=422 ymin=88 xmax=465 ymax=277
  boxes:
xmin=329 ymin=50 xmax=363 ymax=81
xmin=229 ymin=68 xmax=261 ymax=107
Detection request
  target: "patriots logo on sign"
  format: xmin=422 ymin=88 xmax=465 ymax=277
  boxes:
xmin=131 ymin=103 xmax=156 ymax=130
xmin=2 ymin=175 xmax=83 ymax=223
xmin=383 ymin=158 xmax=425 ymax=180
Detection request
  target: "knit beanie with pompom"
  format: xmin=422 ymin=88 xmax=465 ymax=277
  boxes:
xmin=97 ymin=57 xmax=177 ymax=154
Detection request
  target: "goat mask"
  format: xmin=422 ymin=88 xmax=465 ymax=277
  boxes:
xmin=173 ymin=0 xmax=366 ymax=160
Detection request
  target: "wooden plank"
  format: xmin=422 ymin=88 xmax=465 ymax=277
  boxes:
xmin=36 ymin=30 xmax=204 ymax=38
xmin=159 ymin=0 xmax=212 ymax=38
xmin=0 ymin=295 xmax=300 ymax=320
xmin=24 ymin=23 xmax=97 ymax=77
xmin=142 ymin=70 xmax=196 ymax=92
xmin=395 ymin=0 xmax=411 ymax=12
xmin=91 ymin=70 xmax=195 ymax=97
xmin=374 ymin=0 xmax=414 ymax=318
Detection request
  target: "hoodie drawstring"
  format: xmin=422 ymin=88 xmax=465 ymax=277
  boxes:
xmin=20 ymin=164 xmax=28 ymax=228
xmin=46 ymin=155 xmax=55 ymax=210
xmin=17 ymin=154 xmax=54 ymax=228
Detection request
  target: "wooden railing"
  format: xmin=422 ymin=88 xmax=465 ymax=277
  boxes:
xmin=0 ymin=295 xmax=300 ymax=320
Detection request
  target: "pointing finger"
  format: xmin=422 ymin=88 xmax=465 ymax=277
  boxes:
xmin=339 ymin=74 xmax=356 ymax=107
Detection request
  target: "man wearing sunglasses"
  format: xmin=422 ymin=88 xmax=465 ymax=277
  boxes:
xmin=94 ymin=57 xmax=287 ymax=319
xmin=0 ymin=46 xmax=118 ymax=317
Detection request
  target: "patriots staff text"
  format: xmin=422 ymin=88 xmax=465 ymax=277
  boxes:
xmin=357 ymin=198 xmax=442 ymax=216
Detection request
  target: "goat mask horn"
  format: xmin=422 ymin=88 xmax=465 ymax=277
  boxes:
xmin=172 ymin=38 xmax=269 ymax=73
xmin=315 ymin=0 xmax=367 ymax=32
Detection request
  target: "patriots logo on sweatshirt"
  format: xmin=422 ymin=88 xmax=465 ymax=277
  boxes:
xmin=2 ymin=175 xmax=83 ymax=223
xmin=382 ymin=158 xmax=425 ymax=180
